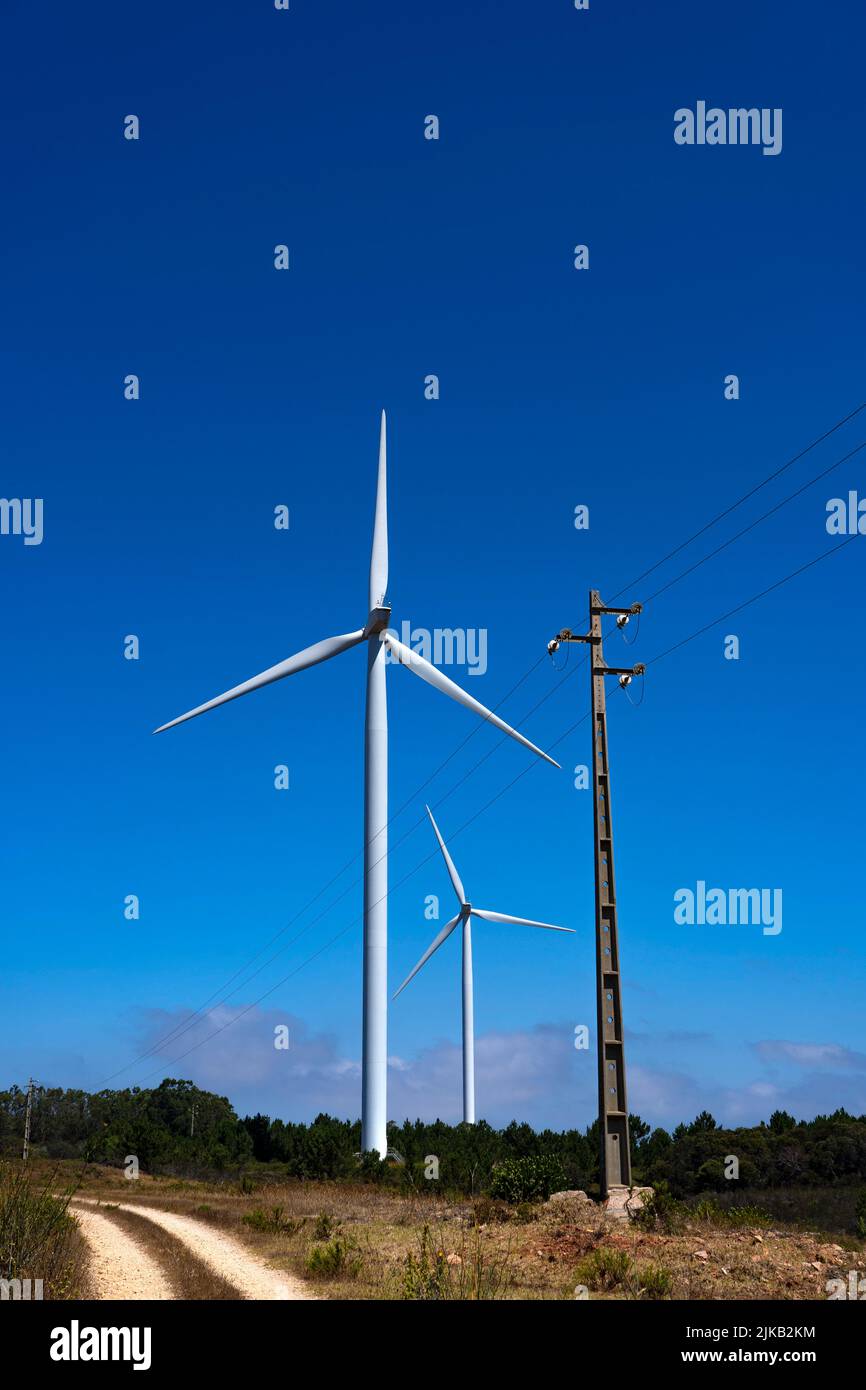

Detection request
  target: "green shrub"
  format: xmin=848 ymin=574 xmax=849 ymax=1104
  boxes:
xmin=314 ymin=1212 xmax=335 ymax=1241
xmin=723 ymin=1203 xmax=772 ymax=1229
xmin=305 ymin=1235 xmax=362 ymax=1280
xmin=634 ymin=1181 xmax=774 ymax=1234
xmin=638 ymin=1263 xmax=673 ymax=1299
xmin=242 ymin=1204 xmax=303 ymax=1236
xmin=574 ymin=1247 xmax=633 ymax=1291
xmin=400 ymin=1226 xmax=450 ymax=1300
xmin=692 ymin=1198 xmax=772 ymax=1229
xmin=572 ymin=1247 xmax=671 ymax=1300
xmin=855 ymin=1191 xmax=866 ymax=1239
xmin=357 ymin=1151 xmax=393 ymax=1185
xmin=471 ymin=1196 xmax=510 ymax=1226
xmin=514 ymin=1202 xmax=537 ymax=1224
xmin=489 ymin=1155 xmax=566 ymax=1205
xmin=633 ymin=1180 xmax=687 ymax=1233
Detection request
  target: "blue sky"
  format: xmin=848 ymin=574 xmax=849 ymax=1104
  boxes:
xmin=1 ymin=0 xmax=864 ymax=1131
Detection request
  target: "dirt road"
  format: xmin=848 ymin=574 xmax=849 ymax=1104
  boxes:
xmin=73 ymin=1200 xmax=311 ymax=1301
xmin=74 ymin=1204 xmax=172 ymax=1300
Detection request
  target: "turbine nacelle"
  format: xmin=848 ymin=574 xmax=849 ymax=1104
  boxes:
xmin=364 ymin=605 xmax=392 ymax=637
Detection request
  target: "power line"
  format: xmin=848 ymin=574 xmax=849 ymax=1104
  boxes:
xmin=611 ymin=402 xmax=864 ymax=599
xmin=645 ymin=534 xmax=860 ymax=668
xmin=642 ymin=439 xmax=866 ymax=606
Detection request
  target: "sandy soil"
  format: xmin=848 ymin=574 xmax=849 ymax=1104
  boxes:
xmin=73 ymin=1204 xmax=172 ymax=1300
xmin=76 ymin=1199 xmax=310 ymax=1301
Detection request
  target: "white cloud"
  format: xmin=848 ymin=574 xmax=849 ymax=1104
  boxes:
xmin=134 ymin=1007 xmax=593 ymax=1127
xmin=752 ymin=1040 xmax=866 ymax=1072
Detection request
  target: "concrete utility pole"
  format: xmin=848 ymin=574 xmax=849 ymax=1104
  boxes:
xmin=549 ymin=592 xmax=644 ymax=1199
xmin=190 ymin=1101 xmax=197 ymax=1139
xmin=23 ymin=1078 xmax=36 ymax=1162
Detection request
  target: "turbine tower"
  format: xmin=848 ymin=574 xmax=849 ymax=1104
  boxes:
xmin=394 ymin=806 xmax=573 ymax=1124
xmin=154 ymin=413 xmax=559 ymax=1156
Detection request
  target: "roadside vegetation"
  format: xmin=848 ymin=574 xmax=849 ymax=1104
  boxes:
xmin=0 ymin=1161 xmax=88 ymax=1299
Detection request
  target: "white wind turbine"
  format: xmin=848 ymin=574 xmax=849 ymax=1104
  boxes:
xmin=394 ymin=805 xmax=573 ymax=1124
xmin=154 ymin=412 xmax=559 ymax=1156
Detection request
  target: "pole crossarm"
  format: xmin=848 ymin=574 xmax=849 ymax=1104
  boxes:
xmin=597 ymin=602 xmax=642 ymax=617
xmin=604 ymin=664 xmax=645 ymax=678
xmin=548 ymin=602 xmax=642 ymax=657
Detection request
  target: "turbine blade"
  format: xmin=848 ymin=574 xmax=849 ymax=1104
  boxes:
xmin=393 ymin=914 xmax=461 ymax=998
xmin=368 ymin=410 xmax=388 ymax=610
xmin=384 ymin=634 xmax=560 ymax=768
xmin=425 ymin=805 xmax=465 ymax=906
xmin=472 ymin=908 xmax=574 ymax=933
xmin=153 ymin=628 xmax=366 ymax=733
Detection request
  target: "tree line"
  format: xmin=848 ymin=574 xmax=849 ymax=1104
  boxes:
xmin=0 ymin=1080 xmax=251 ymax=1172
xmin=2 ymin=1081 xmax=865 ymax=1195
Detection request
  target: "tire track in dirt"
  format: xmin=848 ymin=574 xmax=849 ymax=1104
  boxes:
xmin=75 ymin=1199 xmax=311 ymax=1300
xmin=73 ymin=1204 xmax=172 ymax=1300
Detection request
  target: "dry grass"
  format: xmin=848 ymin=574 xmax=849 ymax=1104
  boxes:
xmin=30 ymin=1159 xmax=866 ymax=1301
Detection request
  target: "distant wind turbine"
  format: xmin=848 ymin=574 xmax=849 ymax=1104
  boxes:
xmin=154 ymin=412 xmax=559 ymax=1156
xmin=394 ymin=805 xmax=573 ymax=1124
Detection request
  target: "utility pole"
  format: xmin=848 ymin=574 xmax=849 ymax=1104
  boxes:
xmin=549 ymin=592 xmax=643 ymax=1199
xmin=23 ymin=1078 xmax=36 ymax=1162
xmin=190 ymin=1101 xmax=197 ymax=1139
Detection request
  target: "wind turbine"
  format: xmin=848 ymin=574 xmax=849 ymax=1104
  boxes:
xmin=153 ymin=412 xmax=559 ymax=1156
xmin=394 ymin=805 xmax=573 ymax=1124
